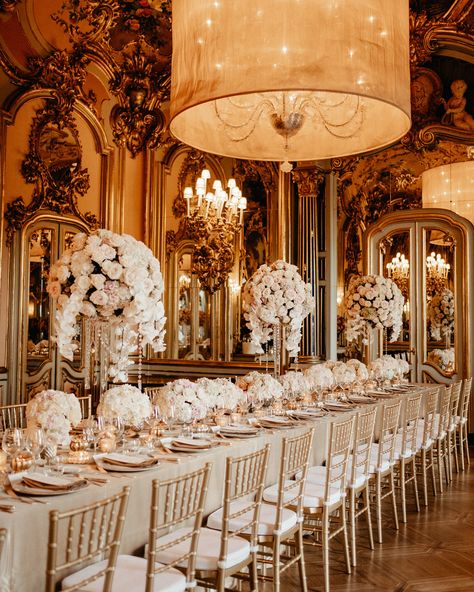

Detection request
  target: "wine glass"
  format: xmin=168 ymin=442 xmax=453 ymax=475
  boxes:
xmin=163 ymin=403 xmax=176 ymax=433
xmin=2 ymin=428 xmax=23 ymax=461
xmin=24 ymin=426 xmax=45 ymax=469
xmin=111 ymin=416 xmax=125 ymax=448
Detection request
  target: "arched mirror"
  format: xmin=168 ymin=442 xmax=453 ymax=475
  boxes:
xmin=365 ymin=208 xmax=474 ymax=386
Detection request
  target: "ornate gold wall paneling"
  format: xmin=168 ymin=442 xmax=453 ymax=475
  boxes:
xmin=0 ymin=0 xmax=20 ymax=13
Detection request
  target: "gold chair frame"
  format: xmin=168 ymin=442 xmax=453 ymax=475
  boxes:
xmin=456 ymin=377 xmax=472 ymax=471
xmin=415 ymin=387 xmax=440 ymax=507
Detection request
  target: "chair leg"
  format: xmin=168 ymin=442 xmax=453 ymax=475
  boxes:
xmin=375 ymin=475 xmax=383 ymax=544
xmin=249 ymin=552 xmax=258 ymax=592
xmin=349 ymin=492 xmax=357 ymax=567
xmin=464 ymin=424 xmax=470 ymax=467
xmin=341 ymin=505 xmax=351 ymax=575
xmin=216 ymin=569 xmax=226 ymax=592
xmin=295 ymin=527 xmax=308 ymax=592
xmin=437 ymin=441 xmax=444 ymax=494
xmin=322 ymin=510 xmax=330 ymax=592
xmin=453 ymin=429 xmax=460 ymax=474
xmin=412 ymin=458 xmax=420 ymax=513
xmin=400 ymin=460 xmax=407 ymax=524
xmin=363 ymin=486 xmax=375 ymax=551
xmin=390 ymin=471 xmax=399 ymax=532
xmin=421 ymin=450 xmax=429 ymax=507
xmin=444 ymin=438 xmax=451 ymax=485
xmin=273 ymin=538 xmax=281 ymax=592
xmin=458 ymin=427 xmax=465 ymax=472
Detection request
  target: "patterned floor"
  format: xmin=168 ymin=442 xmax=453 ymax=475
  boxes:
xmin=261 ymin=458 xmax=474 ymax=591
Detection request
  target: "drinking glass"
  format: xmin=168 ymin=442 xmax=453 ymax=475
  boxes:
xmin=111 ymin=416 xmax=125 ymax=447
xmin=163 ymin=403 xmax=176 ymax=432
xmin=24 ymin=426 xmax=45 ymax=468
xmin=2 ymin=428 xmax=23 ymax=460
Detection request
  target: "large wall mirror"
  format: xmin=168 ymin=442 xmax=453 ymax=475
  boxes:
xmin=365 ymin=209 xmax=474 ymax=389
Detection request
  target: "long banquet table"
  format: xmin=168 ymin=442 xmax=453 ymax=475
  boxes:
xmin=0 ymin=384 xmax=437 ymax=592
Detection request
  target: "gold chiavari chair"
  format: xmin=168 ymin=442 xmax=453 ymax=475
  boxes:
xmin=0 ymin=403 xmax=27 ymax=430
xmin=415 ymin=387 xmax=440 ymax=507
xmin=45 ymin=486 xmax=130 ymax=592
xmin=77 ymin=395 xmax=92 ymax=419
xmin=282 ymin=421 xmax=354 ymax=592
xmin=456 ymin=377 xmax=472 ymax=471
xmin=446 ymin=380 xmax=463 ymax=479
xmin=159 ymin=450 xmax=268 ymax=592
xmin=433 ymin=385 xmax=452 ymax=493
xmin=259 ymin=429 xmax=315 ymax=592
xmin=368 ymin=399 xmax=402 ymax=544
xmin=394 ymin=393 xmax=422 ymax=523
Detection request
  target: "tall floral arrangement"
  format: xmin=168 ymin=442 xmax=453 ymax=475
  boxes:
xmin=97 ymin=385 xmax=152 ymax=426
xmin=47 ymin=229 xmax=166 ymax=383
xmin=428 ymin=288 xmax=454 ymax=341
xmin=242 ymin=260 xmax=314 ymax=356
xmin=196 ymin=378 xmax=245 ymax=411
xmin=344 ymin=275 xmax=404 ymax=344
xmin=26 ymin=390 xmax=81 ymax=446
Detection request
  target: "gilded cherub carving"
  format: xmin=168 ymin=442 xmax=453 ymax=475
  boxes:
xmin=441 ymin=79 xmax=474 ymax=131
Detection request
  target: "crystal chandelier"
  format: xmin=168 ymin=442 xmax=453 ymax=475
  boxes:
xmin=426 ymin=252 xmax=450 ymax=294
xmin=170 ymin=1 xmax=411 ymax=169
xmin=183 ymin=169 xmax=247 ymax=294
xmin=386 ymin=252 xmax=409 ymax=298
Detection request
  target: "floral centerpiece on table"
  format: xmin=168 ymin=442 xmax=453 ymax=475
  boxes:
xmin=236 ymin=371 xmax=284 ymax=405
xmin=97 ymin=385 xmax=152 ymax=426
xmin=279 ymin=371 xmax=311 ymax=401
xmin=196 ymin=378 xmax=245 ymax=411
xmin=47 ymin=229 xmax=166 ymax=383
xmin=427 ymin=348 xmax=455 ymax=373
xmin=346 ymin=359 xmax=369 ymax=382
xmin=428 ymin=288 xmax=454 ymax=341
xmin=304 ymin=364 xmax=335 ymax=392
xmin=344 ymin=275 xmax=404 ymax=344
xmin=368 ymin=355 xmax=406 ymax=383
xmin=242 ymin=260 xmax=314 ymax=357
xmin=154 ymin=379 xmax=208 ymax=424
xmin=328 ymin=361 xmax=357 ymax=387
xmin=26 ymin=390 xmax=81 ymax=446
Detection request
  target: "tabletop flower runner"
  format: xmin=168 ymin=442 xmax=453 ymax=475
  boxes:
xmin=47 ymin=228 xmax=167 ymax=386
xmin=242 ymin=260 xmax=314 ymax=374
xmin=344 ymin=274 xmax=404 ymax=345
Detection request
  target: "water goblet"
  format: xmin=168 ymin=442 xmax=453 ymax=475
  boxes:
xmin=24 ymin=426 xmax=45 ymax=469
xmin=2 ymin=428 xmax=23 ymax=463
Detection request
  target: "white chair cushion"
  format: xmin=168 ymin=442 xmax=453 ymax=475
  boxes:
xmin=156 ymin=527 xmax=250 ymax=571
xmin=300 ymin=465 xmax=366 ymax=490
xmin=263 ymin=480 xmax=342 ymax=508
xmin=61 ymin=555 xmax=186 ymax=592
xmin=207 ymin=499 xmax=298 ymax=536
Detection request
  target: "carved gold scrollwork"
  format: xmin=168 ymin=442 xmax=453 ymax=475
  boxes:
xmin=4 ymin=101 xmax=98 ymax=245
xmin=110 ymin=36 xmax=168 ymax=156
xmin=52 ymin=0 xmax=120 ymax=46
xmin=292 ymin=168 xmax=326 ymax=196
xmin=172 ymin=149 xmax=207 ymax=218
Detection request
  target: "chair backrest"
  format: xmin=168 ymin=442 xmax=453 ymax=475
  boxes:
xmin=146 ymin=463 xmax=212 ymax=592
xmin=437 ymin=384 xmax=452 ymax=437
xmin=459 ymin=377 xmax=472 ymax=422
xmin=274 ymin=429 xmax=314 ymax=531
xmin=421 ymin=387 xmax=440 ymax=446
xmin=375 ymin=399 xmax=402 ymax=470
xmin=325 ymin=416 xmax=355 ymax=503
xmin=0 ymin=403 xmax=27 ymax=430
xmin=350 ymin=407 xmax=377 ymax=485
xmin=399 ymin=393 xmax=422 ymax=457
xmin=449 ymin=381 xmax=463 ymax=428
xmin=46 ymin=486 xmax=130 ymax=592
xmin=216 ymin=445 xmax=270 ymax=570
xmin=77 ymin=395 xmax=92 ymax=419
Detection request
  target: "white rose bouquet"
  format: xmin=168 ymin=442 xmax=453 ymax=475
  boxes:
xmin=196 ymin=377 xmax=245 ymax=411
xmin=427 ymin=348 xmax=455 ymax=373
xmin=47 ymin=229 xmax=166 ymax=383
xmin=242 ymin=260 xmax=314 ymax=357
xmin=368 ymin=355 xmax=401 ymax=382
xmin=344 ymin=275 xmax=404 ymax=344
xmin=279 ymin=371 xmax=311 ymax=400
xmin=236 ymin=371 xmax=284 ymax=404
xmin=428 ymin=288 xmax=454 ymax=341
xmin=346 ymin=359 xmax=369 ymax=382
xmin=154 ymin=379 xmax=208 ymax=424
xmin=304 ymin=364 xmax=335 ymax=391
xmin=329 ymin=361 xmax=357 ymax=386
xmin=97 ymin=385 xmax=152 ymax=426
xmin=26 ymin=390 xmax=81 ymax=446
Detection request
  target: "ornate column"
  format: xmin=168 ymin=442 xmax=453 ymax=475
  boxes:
xmin=292 ymin=166 xmax=326 ymax=360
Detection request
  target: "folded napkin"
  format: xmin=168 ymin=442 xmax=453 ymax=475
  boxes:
xmin=101 ymin=453 xmax=157 ymax=468
xmin=170 ymin=438 xmax=214 ymax=450
xmin=220 ymin=424 xmax=258 ymax=434
xmin=259 ymin=417 xmax=295 ymax=427
xmin=21 ymin=473 xmax=85 ymax=492
xmin=288 ymin=410 xmax=325 ymax=419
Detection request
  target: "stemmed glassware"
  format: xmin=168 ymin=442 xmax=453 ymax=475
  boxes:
xmin=24 ymin=426 xmax=45 ymax=469
xmin=162 ymin=402 xmax=176 ymax=432
xmin=2 ymin=428 xmax=23 ymax=463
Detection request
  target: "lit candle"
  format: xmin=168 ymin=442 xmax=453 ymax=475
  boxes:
xmin=184 ymin=187 xmax=193 ymax=216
